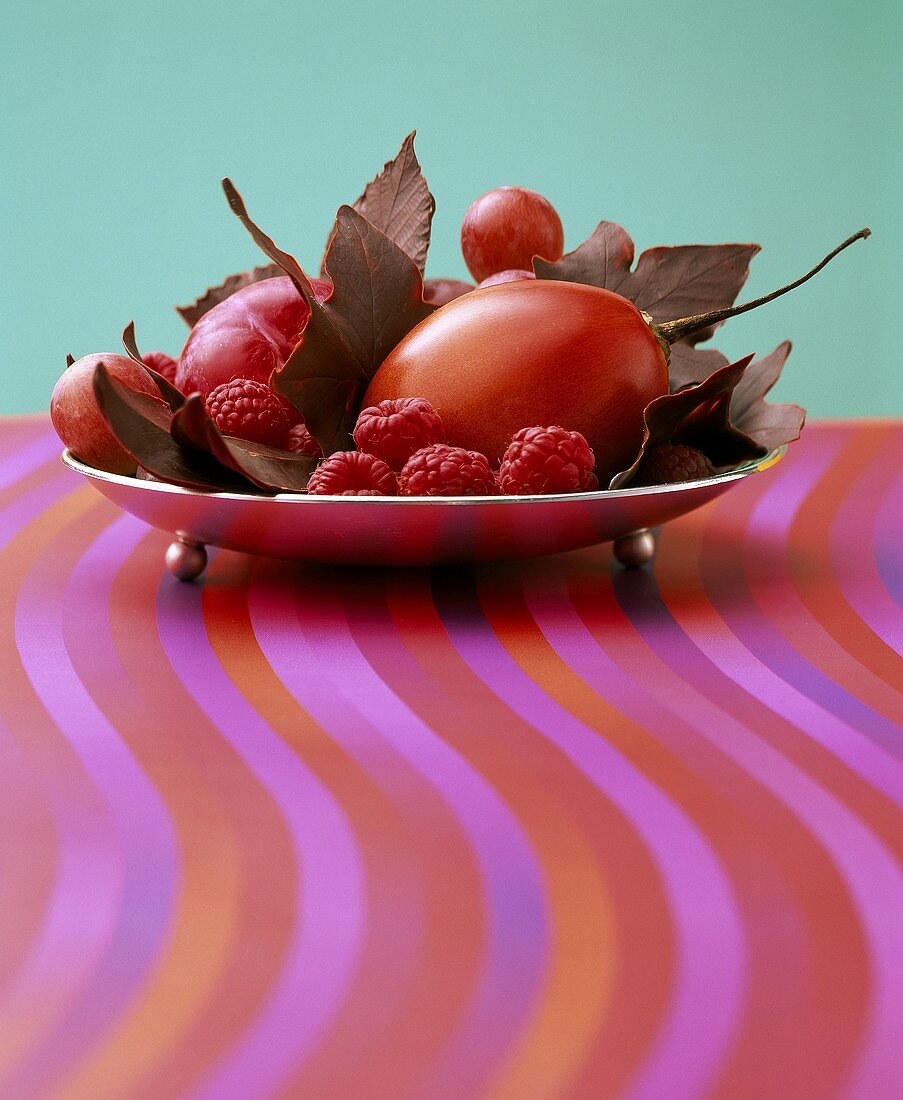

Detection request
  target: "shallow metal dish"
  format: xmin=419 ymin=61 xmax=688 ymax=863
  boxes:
xmin=62 ymin=448 xmax=784 ymax=578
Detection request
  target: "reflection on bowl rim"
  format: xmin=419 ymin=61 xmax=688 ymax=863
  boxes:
xmin=61 ymin=446 xmax=785 ymax=506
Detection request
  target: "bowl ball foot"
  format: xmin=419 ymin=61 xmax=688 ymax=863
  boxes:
xmin=613 ymin=528 xmax=656 ymax=569
xmin=165 ymin=537 xmax=208 ymax=582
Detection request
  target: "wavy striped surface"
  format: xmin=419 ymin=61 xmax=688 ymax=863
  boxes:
xmin=1 ymin=415 xmax=901 ymax=1099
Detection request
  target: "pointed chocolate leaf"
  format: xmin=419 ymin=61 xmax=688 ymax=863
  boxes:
xmin=536 ymin=221 xmax=760 ymax=326
xmin=667 ymin=341 xmax=731 ymax=392
xmin=534 ymin=221 xmax=635 ymax=292
xmin=176 ymin=264 xmax=283 ymax=327
xmin=276 ymin=205 xmax=435 ymax=454
xmin=93 ymin=364 xmax=248 ymax=491
xmin=66 ymin=353 xmax=76 ymax=367
xmin=610 ymin=354 xmax=766 ymax=488
xmin=669 ymin=339 xmax=805 ymax=450
xmin=171 ymin=395 xmax=317 ymax=492
xmin=322 ymin=132 xmax=435 ymax=274
xmin=729 ymin=341 xmax=805 ymax=450
xmin=222 ymin=178 xmax=312 ymax=296
xmin=121 ymin=321 xmax=185 ymax=411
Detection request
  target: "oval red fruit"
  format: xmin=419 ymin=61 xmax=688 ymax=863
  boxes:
xmin=363 ymin=279 xmax=668 ymax=482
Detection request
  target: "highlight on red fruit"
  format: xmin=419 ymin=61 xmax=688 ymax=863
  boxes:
xmin=461 ymin=186 xmax=564 ymax=282
xmin=50 ymin=353 xmax=161 ymax=475
xmin=176 ymin=275 xmax=331 ymax=398
xmin=477 ymin=269 xmax=536 ymax=289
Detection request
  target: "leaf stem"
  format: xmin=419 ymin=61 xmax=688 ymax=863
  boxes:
xmin=656 ymin=228 xmax=870 ymax=345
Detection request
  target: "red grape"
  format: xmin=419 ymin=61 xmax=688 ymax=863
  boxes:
xmin=461 ymin=187 xmax=564 ymax=282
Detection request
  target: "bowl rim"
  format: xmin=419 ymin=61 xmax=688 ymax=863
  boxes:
xmin=61 ymin=446 xmax=785 ymax=506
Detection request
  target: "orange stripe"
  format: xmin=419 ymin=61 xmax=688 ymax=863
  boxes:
xmin=0 ymin=488 xmax=113 ymax=1078
xmin=649 ymin=469 xmax=873 ymax=1095
xmin=473 ymin=562 xmax=676 ymax=1096
xmin=376 ymin=569 xmax=616 ymax=1100
xmin=788 ymin=424 xmax=903 ymax=712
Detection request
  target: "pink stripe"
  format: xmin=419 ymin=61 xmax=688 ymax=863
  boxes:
xmin=4 ymin=515 xmax=176 ymax=1095
xmin=612 ymin=561 xmax=903 ymax=1098
xmin=435 ymin=572 xmax=746 ymax=1100
xmin=738 ymin=434 xmax=903 ymax=753
xmin=335 ymin=578 xmax=550 ymax=1098
xmin=682 ymin=447 xmax=903 ymax=806
xmin=0 ymin=431 xmax=64 ymax=492
xmin=249 ymin=565 xmax=547 ymax=1099
xmin=831 ymin=431 xmax=903 ymax=652
xmin=153 ymin=562 xmax=367 ymax=1098
xmin=874 ymin=463 xmax=903 ymax=613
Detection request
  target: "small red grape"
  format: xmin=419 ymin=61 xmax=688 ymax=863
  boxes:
xmin=461 ymin=187 xmax=564 ymax=282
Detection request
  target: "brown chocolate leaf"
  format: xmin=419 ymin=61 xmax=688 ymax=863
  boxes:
xmin=222 ymin=178 xmax=313 ymax=297
xmin=93 ymin=363 xmax=249 ymax=491
xmin=171 ymin=395 xmax=317 ymax=492
xmin=176 ymin=264 xmax=283 ymax=327
xmin=610 ymin=354 xmax=766 ymax=488
xmin=668 ymin=339 xmax=805 ymax=451
xmin=121 ymin=321 xmax=186 ymax=412
xmin=65 ymin=353 xmax=76 ymax=367
xmin=667 ymin=341 xmax=732 ymax=392
xmin=729 ymin=341 xmax=805 ymax=450
xmin=322 ymin=132 xmax=435 ymax=274
xmin=275 ymin=205 xmax=435 ymax=455
xmin=535 ymin=221 xmax=760 ymax=326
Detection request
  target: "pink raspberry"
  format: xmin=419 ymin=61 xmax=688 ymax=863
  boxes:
xmin=639 ymin=444 xmax=714 ymax=485
xmin=399 ymin=444 xmax=497 ymax=497
xmin=285 ymin=422 xmax=322 ymax=457
xmin=205 ymin=378 xmax=292 ymax=447
xmin=499 ymin=426 xmax=597 ymax=495
xmin=143 ymin=350 xmax=179 ymax=385
xmin=353 ymin=397 xmax=445 ymax=470
xmin=307 ymin=451 xmax=397 ymax=496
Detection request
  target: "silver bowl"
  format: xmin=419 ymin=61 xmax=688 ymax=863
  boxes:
xmin=62 ymin=448 xmax=784 ymax=580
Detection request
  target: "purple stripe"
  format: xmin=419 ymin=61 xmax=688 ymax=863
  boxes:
xmin=0 ymin=472 xmax=77 ymax=554
xmin=248 ymin=564 xmax=547 ymax=1099
xmin=829 ymin=433 xmax=903 ymax=654
xmin=434 ymin=570 xmax=745 ymax=1100
xmin=612 ymin=565 xmax=903 ymax=1098
xmin=0 ymin=431 xmax=65 ymax=492
xmin=873 ymin=463 xmax=903 ymax=613
xmin=4 ymin=513 xmax=175 ymax=1095
xmin=153 ymin=563 xmax=366 ymax=1099
xmin=6 ymin=515 xmax=179 ymax=1097
xmin=721 ymin=434 xmax=903 ymax=758
xmin=675 ymin=450 xmax=903 ymax=808
xmin=338 ymin=577 xmax=551 ymax=1097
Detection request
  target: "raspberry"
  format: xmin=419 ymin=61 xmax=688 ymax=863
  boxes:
xmin=205 ymin=378 xmax=292 ymax=447
xmin=399 ymin=444 xmax=497 ymax=497
xmin=143 ymin=351 xmax=179 ymax=386
xmin=307 ymin=451 xmax=397 ymax=496
xmin=353 ymin=398 xmax=445 ymax=470
xmin=285 ymin=422 xmax=322 ymax=457
xmin=639 ymin=444 xmax=714 ymax=485
xmin=499 ymin=426 xmax=597 ymax=495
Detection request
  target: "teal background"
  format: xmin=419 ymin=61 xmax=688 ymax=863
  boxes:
xmin=1 ymin=0 xmax=899 ymax=416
